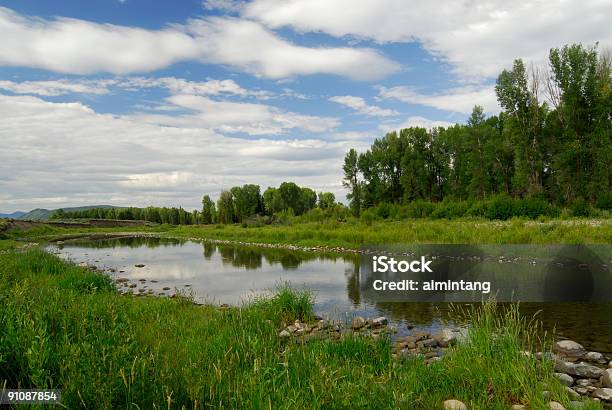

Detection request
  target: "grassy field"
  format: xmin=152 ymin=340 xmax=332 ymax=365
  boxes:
xmin=0 ymin=249 xmax=600 ymax=409
xmin=3 ymin=217 xmax=611 ymax=249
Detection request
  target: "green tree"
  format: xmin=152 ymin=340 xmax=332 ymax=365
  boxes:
xmin=342 ymin=148 xmax=361 ymax=216
xmin=317 ymin=192 xmax=336 ymax=209
xmin=201 ymin=195 xmax=216 ymax=224
xmin=217 ymin=190 xmax=235 ymax=224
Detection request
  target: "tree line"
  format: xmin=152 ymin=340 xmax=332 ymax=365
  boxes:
xmin=53 ymin=182 xmax=339 ymax=225
xmin=343 ymin=44 xmax=611 ymax=216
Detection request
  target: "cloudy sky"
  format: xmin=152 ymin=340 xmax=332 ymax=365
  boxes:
xmin=1 ymin=0 xmax=610 ymax=212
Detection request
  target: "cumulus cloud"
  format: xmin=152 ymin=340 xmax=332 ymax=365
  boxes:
xmin=329 ymin=95 xmax=399 ymax=117
xmin=185 ymin=16 xmax=399 ymax=80
xmin=377 ymin=85 xmax=499 ymax=115
xmin=118 ymin=77 xmax=274 ymax=99
xmin=0 ymin=93 xmax=354 ymax=211
xmin=0 ymin=6 xmax=399 ymax=80
xmin=244 ymin=0 xmax=612 ymax=80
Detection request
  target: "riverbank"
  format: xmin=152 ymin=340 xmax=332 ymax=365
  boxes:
xmin=3 ymin=217 xmax=612 ymax=250
xmin=1 ymin=248 xmax=606 ymax=409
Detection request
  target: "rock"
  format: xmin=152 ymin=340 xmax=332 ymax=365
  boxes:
xmin=134 ymin=264 xmax=145 ymax=268
xmin=279 ymin=330 xmax=290 ymax=338
xmin=576 ymin=378 xmax=595 ymax=387
xmin=286 ymin=325 xmax=297 ymax=333
xmin=543 ymin=391 xmax=551 ymax=400
xmin=536 ymin=351 xmax=557 ymax=362
xmin=351 ymin=316 xmax=366 ymax=330
xmin=418 ymin=338 xmax=438 ymax=348
xmin=554 ymin=372 xmax=574 ymax=387
xmin=573 ymin=387 xmax=589 ymax=395
xmin=116 ymin=278 xmax=129 ymax=283
xmin=138 ymin=279 xmax=146 ymax=282
xmin=433 ymin=329 xmax=458 ymax=347
xmin=555 ymin=360 xmax=604 ymax=379
xmin=162 ymin=287 xmax=171 ymax=291
xmin=442 ymin=399 xmax=467 ymax=410
xmin=584 ymin=351 xmax=608 ymax=364
xmin=565 ymin=386 xmax=580 ymax=398
xmin=370 ymin=316 xmax=388 ymax=328
xmin=592 ymin=388 xmax=612 ymax=401
xmin=602 ymin=368 xmax=612 ymax=388
xmin=569 ymin=401 xmax=584 ymax=409
xmin=128 ymin=283 xmax=137 ymax=288
xmin=548 ymin=401 xmax=566 ymax=410
xmin=553 ymin=340 xmax=586 ymax=361
xmin=413 ymin=330 xmax=430 ymax=341
xmin=511 ymin=405 xmax=527 ymax=410
xmin=609 ymin=360 xmax=612 ymax=368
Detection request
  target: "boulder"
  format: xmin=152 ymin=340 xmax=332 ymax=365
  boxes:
xmin=548 ymin=402 xmax=566 ymax=410
xmin=564 ymin=386 xmax=580 ymax=399
xmin=554 ymin=372 xmax=574 ymax=387
xmin=371 ymin=316 xmax=388 ymax=328
xmin=433 ymin=329 xmax=458 ymax=347
xmin=352 ymin=316 xmax=366 ymax=330
xmin=553 ymin=340 xmax=586 ymax=361
xmin=602 ymin=368 xmax=612 ymax=388
xmin=555 ymin=360 xmax=604 ymax=379
xmin=584 ymin=351 xmax=608 ymax=364
xmin=592 ymin=388 xmax=612 ymax=402
xmin=442 ymin=399 xmax=467 ymax=410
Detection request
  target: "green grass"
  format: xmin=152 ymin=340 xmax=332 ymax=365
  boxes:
xmin=4 ymin=217 xmax=611 ymax=250
xmin=0 ymin=249 xmax=601 ymax=409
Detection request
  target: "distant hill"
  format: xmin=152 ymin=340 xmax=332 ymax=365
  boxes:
xmin=18 ymin=205 xmax=118 ymax=221
xmin=0 ymin=211 xmax=26 ymax=219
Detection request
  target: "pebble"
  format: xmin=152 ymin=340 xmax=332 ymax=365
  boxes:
xmin=134 ymin=264 xmax=145 ymax=268
xmin=554 ymin=372 xmax=574 ymax=387
xmin=548 ymin=401 xmax=565 ymax=410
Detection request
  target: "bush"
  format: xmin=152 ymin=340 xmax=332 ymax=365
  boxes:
xmin=595 ymin=193 xmax=612 ymax=210
xmin=513 ymin=197 xmax=559 ymax=219
xmin=360 ymin=208 xmax=377 ymax=226
xmin=571 ymin=199 xmax=591 ymax=217
xmin=403 ymin=200 xmax=436 ymax=218
xmin=466 ymin=200 xmax=488 ymax=218
xmin=431 ymin=200 xmax=470 ymax=219
xmin=486 ymin=194 xmax=515 ymax=220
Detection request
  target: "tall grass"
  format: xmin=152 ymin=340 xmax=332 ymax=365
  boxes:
xmin=0 ymin=249 xmax=598 ymax=409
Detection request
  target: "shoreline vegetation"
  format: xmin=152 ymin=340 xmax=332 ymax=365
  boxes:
xmin=0 ymin=248 xmax=608 ymax=409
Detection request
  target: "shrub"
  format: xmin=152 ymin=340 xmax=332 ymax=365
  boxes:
xmin=595 ymin=193 xmax=612 ymax=210
xmin=431 ymin=200 xmax=470 ymax=219
xmin=486 ymin=194 xmax=515 ymax=220
xmin=514 ymin=197 xmax=559 ymax=219
xmin=571 ymin=199 xmax=591 ymax=217
xmin=404 ymin=200 xmax=436 ymax=218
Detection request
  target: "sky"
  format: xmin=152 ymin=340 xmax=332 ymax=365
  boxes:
xmin=1 ymin=0 xmax=611 ymax=212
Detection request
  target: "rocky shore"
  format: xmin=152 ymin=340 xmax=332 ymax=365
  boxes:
xmin=278 ymin=315 xmax=612 ymax=409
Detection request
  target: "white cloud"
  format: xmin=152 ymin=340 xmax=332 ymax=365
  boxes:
xmin=377 ymin=85 xmax=499 ymax=115
xmin=0 ymin=79 xmax=114 ymax=96
xmin=185 ymin=16 xmax=399 ymax=80
xmin=129 ymin=94 xmax=339 ymax=135
xmin=0 ymin=7 xmax=399 ymax=80
xmin=329 ymin=95 xmax=399 ymax=117
xmin=389 ymin=116 xmax=455 ymax=131
xmin=118 ymin=77 xmax=274 ymax=99
xmin=244 ymin=0 xmax=612 ymax=80
xmin=0 ymin=92 xmax=354 ymax=211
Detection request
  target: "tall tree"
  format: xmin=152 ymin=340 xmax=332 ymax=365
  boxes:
xmin=342 ymin=148 xmax=361 ymax=216
xmin=201 ymin=195 xmax=216 ymax=224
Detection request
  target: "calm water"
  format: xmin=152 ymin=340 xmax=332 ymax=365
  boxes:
xmin=48 ymin=237 xmax=612 ymax=354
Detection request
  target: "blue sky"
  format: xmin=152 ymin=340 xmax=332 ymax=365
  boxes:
xmin=1 ymin=0 xmax=610 ymax=212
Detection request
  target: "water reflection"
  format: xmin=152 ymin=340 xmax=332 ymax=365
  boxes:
xmin=50 ymin=237 xmax=612 ymax=354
